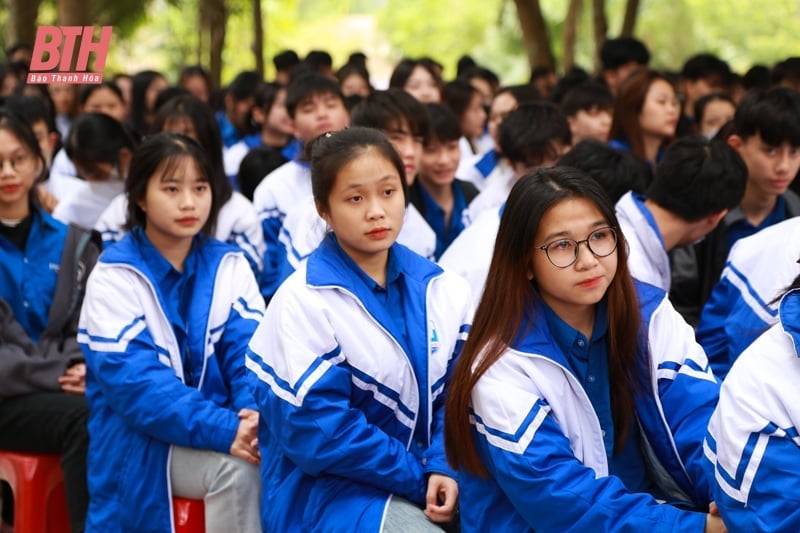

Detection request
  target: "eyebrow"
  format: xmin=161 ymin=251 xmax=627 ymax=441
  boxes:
xmin=341 ymin=174 xmax=398 ymax=191
xmin=541 ymin=220 xmax=608 ymax=243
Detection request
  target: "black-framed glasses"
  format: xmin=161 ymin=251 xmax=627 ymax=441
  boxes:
xmin=0 ymin=152 xmax=35 ymax=173
xmin=538 ymin=226 xmax=618 ymax=268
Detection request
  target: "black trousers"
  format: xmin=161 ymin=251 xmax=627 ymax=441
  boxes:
xmin=0 ymin=392 xmax=89 ymax=533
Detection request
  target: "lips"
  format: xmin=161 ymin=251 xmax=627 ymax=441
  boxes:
xmin=176 ymin=217 xmax=199 ymax=226
xmin=367 ymin=227 xmax=390 ymax=239
xmin=0 ymin=184 xmax=21 ymax=194
xmin=577 ymin=276 xmax=602 ymax=289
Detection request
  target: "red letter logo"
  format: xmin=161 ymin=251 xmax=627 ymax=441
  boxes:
xmin=30 ymin=26 xmax=62 ymax=71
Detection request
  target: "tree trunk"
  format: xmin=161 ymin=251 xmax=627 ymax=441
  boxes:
xmin=620 ymin=0 xmax=640 ymax=37
xmin=205 ymin=0 xmax=227 ymax=88
xmin=512 ymin=0 xmax=556 ymax=71
xmin=252 ymin=0 xmax=264 ymax=79
xmin=197 ymin=0 xmax=206 ymax=67
xmin=591 ymin=0 xmax=607 ymax=73
xmin=57 ymin=0 xmax=90 ymax=26
xmin=6 ymin=0 xmax=42 ymax=49
xmin=562 ymin=0 xmax=582 ymax=72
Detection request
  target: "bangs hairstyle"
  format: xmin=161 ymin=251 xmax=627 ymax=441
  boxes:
xmin=0 ymin=107 xmax=46 ymax=185
xmin=733 ymin=87 xmax=800 ymax=147
xmin=351 ymin=88 xmax=430 ymax=143
xmin=445 ymin=166 xmax=646 ymax=476
xmin=152 ymin=94 xmax=232 ymax=206
xmin=306 ymin=127 xmax=407 ymax=213
xmin=499 ymin=102 xmax=571 ymax=166
xmin=285 ymin=72 xmax=344 ymax=119
xmin=425 ymin=103 xmax=462 ymax=144
xmin=125 ymin=133 xmax=221 ymax=236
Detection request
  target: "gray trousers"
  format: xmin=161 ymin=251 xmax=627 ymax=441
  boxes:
xmin=382 ymin=496 xmax=445 ymax=533
xmin=170 ymin=446 xmax=261 ymax=532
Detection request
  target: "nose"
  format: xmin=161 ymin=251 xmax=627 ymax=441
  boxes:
xmin=366 ymin=195 xmax=385 ymax=220
xmin=776 ymin=151 xmax=792 ymax=174
xmin=179 ymin=189 xmax=196 ymax=209
xmin=574 ymin=240 xmax=598 ymax=270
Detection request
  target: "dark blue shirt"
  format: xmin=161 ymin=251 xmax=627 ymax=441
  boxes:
xmin=543 ymin=299 xmax=652 ymax=494
xmin=135 ymin=228 xmax=199 ymax=385
xmin=418 ymin=182 xmax=470 ymax=260
xmin=0 ymin=206 xmax=67 ymax=342
xmin=216 ymin=110 xmax=243 ymax=149
xmin=726 ymin=195 xmax=786 ymax=253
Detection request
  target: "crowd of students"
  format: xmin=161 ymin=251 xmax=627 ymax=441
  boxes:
xmin=2 ymin=36 xmax=800 ymax=532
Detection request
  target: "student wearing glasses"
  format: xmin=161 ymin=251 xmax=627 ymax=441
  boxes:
xmin=444 ymin=167 xmax=724 ymax=532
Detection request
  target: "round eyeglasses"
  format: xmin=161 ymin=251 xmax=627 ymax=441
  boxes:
xmin=538 ymin=226 xmax=618 ymax=268
xmin=0 ymin=152 xmax=35 ymax=174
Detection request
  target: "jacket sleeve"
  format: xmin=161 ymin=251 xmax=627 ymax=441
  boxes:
xmin=255 ymin=188 xmax=286 ymax=300
xmin=79 ymin=267 xmax=239 ymax=453
xmin=648 ymin=297 xmax=720 ymax=504
xmin=214 ymin=257 xmax=265 ymax=412
xmin=246 ymin=286 xmax=427 ymax=504
xmin=0 ymin=298 xmax=71 ymax=396
xmin=471 ymin=374 xmax=707 ymax=532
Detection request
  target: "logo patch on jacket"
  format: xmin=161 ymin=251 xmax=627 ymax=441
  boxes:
xmin=430 ymin=320 xmax=439 ymax=354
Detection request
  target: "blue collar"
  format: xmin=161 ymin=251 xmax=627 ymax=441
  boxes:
xmin=281 ymin=139 xmax=308 ymax=168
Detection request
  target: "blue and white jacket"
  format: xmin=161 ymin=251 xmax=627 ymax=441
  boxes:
xmin=77 ymin=231 xmax=265 ymax=533
xmin=246 ymin=235 xmax=472 ymax=532
xmin=705 ymin=289 xmax=800 ymax=532
xmin=616 ymin=191 xmax=671 ymax=290
xmin=460 ymin=281 xmax=718 ymax=532
xmin=696 ymin=216 xmax=800 ymax=380
xmin=94 ymin=191 xmax=265 ymax=283
xmin=252 ymin=159 xmax=311 ymax=299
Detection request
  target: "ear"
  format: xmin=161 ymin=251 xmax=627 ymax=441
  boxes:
xmin=118 ymin=147 xmax=133 ymax=176
xmin=315 ymin=200 xmax=330 ymax=226
xmin=727 ymin=134 xmax=743 ymax=152
xmin=707 ymin=209 xmax=728 ymax=229
xmin=47 ymin=132 xmax=59 ymax=153
xmin=251 ymin=106 xmax=265 ymax=125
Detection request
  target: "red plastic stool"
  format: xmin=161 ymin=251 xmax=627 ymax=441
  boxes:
xmin=173 ymin=497 xmax=205 ymax=533
xmin=0 ymin=451 xmax=70 ymax=533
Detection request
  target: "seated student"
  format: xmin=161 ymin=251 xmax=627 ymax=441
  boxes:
xmin=95 ymin=94 xmax=265 ymax=282
xmin=0 ymin=108 xmax=100 ymax=533
xmin=278 ymin=89 xmax=437 ymax=277
xmin=246 ymin=127 xmax=471 ymax=532
xmin=464 ymin=101 xmax=571 ymax=222
xmin=676 ymin=54 xmax=732 ymax=137
xmin=439 ymin=103 xmax=571 ymax=302
xmin=696 ymin=217 xmax=800 ymax=379
xmin=444 ymin=167 xmax=723 ymax=533
xmin=78 ymin=133 xmax=263 ymax=532
xmin=616 ymin=136 xmax=747 ymax=291
xmin=456 ymin=84 xmax=540 ymax=191
xmin=442 ymin=80 xmax=490 ymax=160
xmin=610 ymin=69 xmax=680 ymax=167
xmin=694 ymin=93 xmax=736 ymax=140
xmin=705 ymin=272 xmax=800 ymax=531
xmin=48 ymin=82 xmax=130 ymax=203
xmin=225 ymin=82 xmax=293 ymax=196
xmin=252 ymin=72 xmax=350 ymax=300
xmin=680 ymin=87 xmax=800 ymax=321
xmin=53 ymin=113 xmax=138 ymax=229
xmin=179 ymin=64 xmax=212 ymax=104
xmin=389 ymin=58 xmax=443 ymax=104
xmin=561 ymin=81 xmax=615 ymax=144
xmin=558 ymin=139 xmax=650 ymax=204
xmin=216 ymin=71 xmax=261 ymax=148
xmin=599 ymin=37 xmax=651 ymax=95
xmin=410 ymin=103 xmax=479 ymax=260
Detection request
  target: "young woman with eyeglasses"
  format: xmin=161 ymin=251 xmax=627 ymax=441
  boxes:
xmin=444 ymin=166 xmax=725 ymax=532
xmin=0 ymin=107 xmax=101 ymax=533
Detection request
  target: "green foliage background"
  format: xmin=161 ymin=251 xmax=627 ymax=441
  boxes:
xmin=4 ymin=0 xmax=799 ymax=85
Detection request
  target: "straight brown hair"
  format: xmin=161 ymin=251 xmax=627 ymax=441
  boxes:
xmin=444 ymin=166 xmax=647 ymax=477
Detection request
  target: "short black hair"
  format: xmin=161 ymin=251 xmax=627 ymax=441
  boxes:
xmin=499 ymin=102 xmax=571 ymax=166
xmin=681 ymin=53 xmax=732 ymax=86
xmin=771 ymin=57 xmax=800 ymax=87
xmin=273 ymin=50 xmax=300 ymax=71
xmin=425 ymin=103 xmax=461 ymax=144
xmin=743 ymin=65 xmax=770 ymax=91
xmin=350 ymin=89 xmax=429 ymax=143
xmin=65 ymin=113 xmax=138 ymax=168
xmin=732 ymin=87 xmax=800 ymax=146
xmin=304 ymin=50 xmax=333 ymax=70
xmin=558 ymin=140 xmax=649 ymax=203
xmin=285 ymin=72 xmax=344 ymax=119
xmin=4 ymin=93 xmax=56 ymax=134
xmin=600 ymin=37 xmax=650 ymax=70
xmin=648 ymin=136 xmax=747 ymax=221
xmin=227 ymin=70 xmax=262 ymax=101
xmin=560 ymin=81 xmax=614 ymax=117
xmin=549 ymin=66 xmax=590 ymax=105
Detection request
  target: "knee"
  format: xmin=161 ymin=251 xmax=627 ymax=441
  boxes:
xmin=212 ymin=455 xmax=260 ymax=494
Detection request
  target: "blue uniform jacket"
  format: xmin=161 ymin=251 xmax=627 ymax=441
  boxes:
xmin=459 ymin=281 xmax=718 ymax=532
xmin=77 ymin=231 xmax=265 ymax=532
xmin=246 ymin=235 xmax=472 ymax=532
